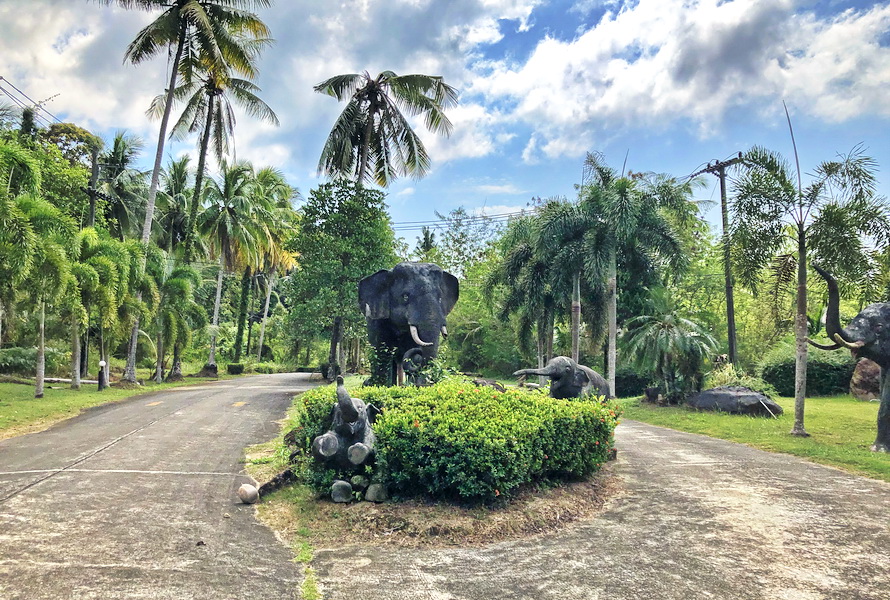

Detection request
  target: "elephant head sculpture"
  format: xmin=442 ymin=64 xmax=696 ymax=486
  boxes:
xmin=359 ymin=262 xmax=459 ymax=386
xmin=811 ymin=265 xmax=890 ymax=452
xmin=514 ymin=356 xmax=609 ymax=399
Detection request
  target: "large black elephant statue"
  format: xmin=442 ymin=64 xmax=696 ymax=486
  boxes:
xmin=514 ymin=356 xmax=609 ymax=399
xmin=811 ymin=265 xmax=890 ymax=452
xmin=359 ymin=262 xmax=459 ymax=386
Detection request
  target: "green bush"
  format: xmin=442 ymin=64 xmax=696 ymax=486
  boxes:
xmin=291 ymin=378 xmax=620 ymax=504
xmin=0 ymin=346 xmax=67 ymax=376
xmin=757 ymin=343 xmax=855 ymax=397
xmin=226 ymin=363 xmax=245 ymax=375
xmin=703 ymin=363 xmax=777 ymax=398
xmin=614 ymin=366 xmax=650 ymax=398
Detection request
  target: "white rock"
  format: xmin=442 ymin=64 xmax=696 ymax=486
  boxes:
xmin=238 ymin=483 xmax=259 ymax=504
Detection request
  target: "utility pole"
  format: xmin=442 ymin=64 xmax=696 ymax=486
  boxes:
xmin=691 ymin=152 xmax=744 ymax=366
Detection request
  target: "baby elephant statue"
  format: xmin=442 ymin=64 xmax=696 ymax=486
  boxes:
xmin=311 ymin=377 xmax=376 ymax=502
xmin=514 ymin=356 xmax=609 ymax=399
xmin=811 ymin=265 xmax=890 ymax=452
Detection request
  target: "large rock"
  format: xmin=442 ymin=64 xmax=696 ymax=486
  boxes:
xmin=850 ymin=358 xmax=880 ymax=401
xmin=686 ymin=386 xmax=783 ymax=417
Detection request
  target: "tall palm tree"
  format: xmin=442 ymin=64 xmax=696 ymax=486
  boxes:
xmin=154 ymin=156 xmax=193 ymax=255
xmin=99 ymin=131 xmax=148 ymax=240
xmin=198 ymin=160 xmax=264 ymax=370
xmin=732 ymin=144 xmax=888 ymax=437
xmin=314 ymin=70 xmax=458 ymax=187
xmin=97 ymin=0 xmax=271 ymax=382
xmin=153 ymin=34 xmax=277 ymax=264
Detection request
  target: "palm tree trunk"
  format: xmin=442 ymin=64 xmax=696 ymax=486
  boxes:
xmin=122 ymin=24 xmax=187 ymax=384
xmin=571 ymin=271 xmax=581 ymax=362
xmin=0 ymin=300 xmax=5 ymax=350
xmin=184 ymin=91 xmax=215 ymax=265
xmin=256 ymin=269 xmax=275 ymax=361
xmin=154 ymin=315 xmax=164 ymax=384
xmin=234 ymin=267 xmax=252 ymax=362
xmin=208 ymin=257 xmax=225 ymax=367
xmin=246 ymin=275 xmax=257 ymax=357
xmin=791 ymin=227 xmax=810 ymax=436
xmin=607 ymin=246 xmax=618 ymax=398
xmin=70 ymin=313 xmax=81 ymax=390
xmin=168 ymin=343 xmax=183 ymax=381
xmin=35 ymin=300 xmax=45 ymax=398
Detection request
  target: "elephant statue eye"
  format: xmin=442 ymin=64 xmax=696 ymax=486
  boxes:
xmin=402 ymin=293 xmax=409 ymax=304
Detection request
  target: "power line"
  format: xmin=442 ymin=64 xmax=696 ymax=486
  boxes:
xmin=0 ymin=75 xmax=62 ymax=125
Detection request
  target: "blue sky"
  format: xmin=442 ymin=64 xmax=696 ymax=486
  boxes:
xmin=2 ymin=0 xmax=889 ymax=245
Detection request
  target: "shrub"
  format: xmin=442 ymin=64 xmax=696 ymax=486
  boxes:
xmin=703 ymin=363 xmax=777 ymax=398
xmin=227 ymin=363 xmax=245 ymax=375
xmin=291 ymin=378 xmax=620 ymax=504
xmin=0 ymin=346 xmax=67 ymax=376
xmin=614 ymin=366 xmax=650 ymax=398
xmin=757 ymin=343 xmax=855 ymax=397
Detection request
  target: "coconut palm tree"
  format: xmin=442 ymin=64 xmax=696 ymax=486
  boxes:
xmin=198 ymin=160 xmax=264 ymax=371
xmin=99 ymin=131 xmax=148 ymax=240
xmin=732 ymin=144 xmax=888 ymax=437
xmin=154 ymin=156 xmax=193 ymax=255
xmin=314 ymin=70 xmax=458 ymax=187
xmin=97 ymin=0 xmax=271 ymax=382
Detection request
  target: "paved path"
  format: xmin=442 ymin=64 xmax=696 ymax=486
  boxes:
xmin=0 ymin=373 xmax=320 ymax=600
xmin=314 ymin=420 xmax=890 ymax=600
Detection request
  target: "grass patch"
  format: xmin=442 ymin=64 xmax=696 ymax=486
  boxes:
xmin=617 ymin=394 xmax=890 ymax=481
xmin=0 ymin=370 xmax=234 ymax=441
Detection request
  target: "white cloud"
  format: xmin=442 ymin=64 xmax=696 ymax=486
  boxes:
xmin=471 ymin=0 xmax=890 ymax=161
xmin=475 ymin=183 xmax=526 ymax=195
xmin=397 ymin=187 xmax=416 ymax=196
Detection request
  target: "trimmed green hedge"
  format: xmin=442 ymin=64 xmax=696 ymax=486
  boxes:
xmin=757 ymin=343 xmax=855 ymax=397
xmin=226 ymin=363 xmax=245 ymax=375
xmin=291 ymin=378 xmax=620 ymax=504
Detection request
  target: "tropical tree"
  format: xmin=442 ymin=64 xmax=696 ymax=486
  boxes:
xmin=284 ymin=180 xmax=397 ymax=379
xmin=622 ymin=288 xmax=718 ymax=401
xmin=731 ymin=144 xmax=888 ymax=436
xmin=99 ymin=131 xmax=147 ymax=240
xmin=97 ymin=0 xmax=272 ymax=382
xmin=540 ymin=153 xmax=699 ymax=395
xmin=18 ymin=195 xmax=77 ymax=397
xmin=154 ymin=156 xmax=193 ymax=255
xmin=485 ymin=213 xmax=562 ymax=384
xmin=198 ymin=160 xmax=264 ymax=371
xmin=314 ymin=70 xmax=458 ymax=187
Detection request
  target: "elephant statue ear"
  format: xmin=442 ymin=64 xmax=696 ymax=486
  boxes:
xmin=441 ymin=271 xmax=459 ymax=315
xmin=573 ymin=366 xmax=591 ymax=392
xmin=358 ymin=270 xmax=391 ymax=319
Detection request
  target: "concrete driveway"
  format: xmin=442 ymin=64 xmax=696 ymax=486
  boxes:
xmin=313 ymin=420 xmax=890 ymax=599
xmin=0 ymin=373 xmax=321 ymax=600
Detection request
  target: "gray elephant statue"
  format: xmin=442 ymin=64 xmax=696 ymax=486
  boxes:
xmin=811 ymin=265 xmax=890 ymax=452
xmin=514 ymin=356 xmax=609 ymax=399
xmin=311 ymin=377 xmax=376 ymax=471
xmin=359 ymin=262 xmax=459 ymax=386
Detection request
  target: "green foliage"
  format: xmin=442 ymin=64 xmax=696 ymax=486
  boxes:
xmin=0 ymin=346 xmax=67 ymax=376
xmin=702 ymin=363 xmax=777 ymax=398
xmin=291 ymin=379 xmax=620 ymax=504
xmin=757 ymin=342 xmax=855 ymax=397
xmin=226 ymin=362 xmax=244 ymax=375
xmin=614 ymin=366 xmax=650 ymax=398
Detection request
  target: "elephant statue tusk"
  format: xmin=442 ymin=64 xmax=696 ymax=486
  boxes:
xmin=441 ymin=325 xmax=448 ymax=339
xmin=410 ymin=325 xmax=434 ymax=347
xmin=806 ymin=338 xmax=842 ymax=351
xmin=832 ymin=333 xmax=865 ymax=350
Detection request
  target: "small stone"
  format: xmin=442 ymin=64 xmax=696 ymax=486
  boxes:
xmin=331 ymin=480 xmax=353 ymax=503
xmin=365 ymin=483 xmax=388 ymax=503
xmin=223 ymin=513 xmax=231 ymax=519
xmin=238 ymin=483 xmax=259 ymax=504
xmin=350 ymin=475 xmax=370 ymax=492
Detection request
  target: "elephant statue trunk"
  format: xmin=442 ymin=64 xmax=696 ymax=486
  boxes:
xmin=812 ymin=265 xmax=890 ymax=452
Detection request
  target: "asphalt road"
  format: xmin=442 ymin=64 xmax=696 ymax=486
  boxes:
xmin=314 ymin=420 xmax=890 ymax=600
xmin=0 ymin=373 xmax=321 ymax=600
